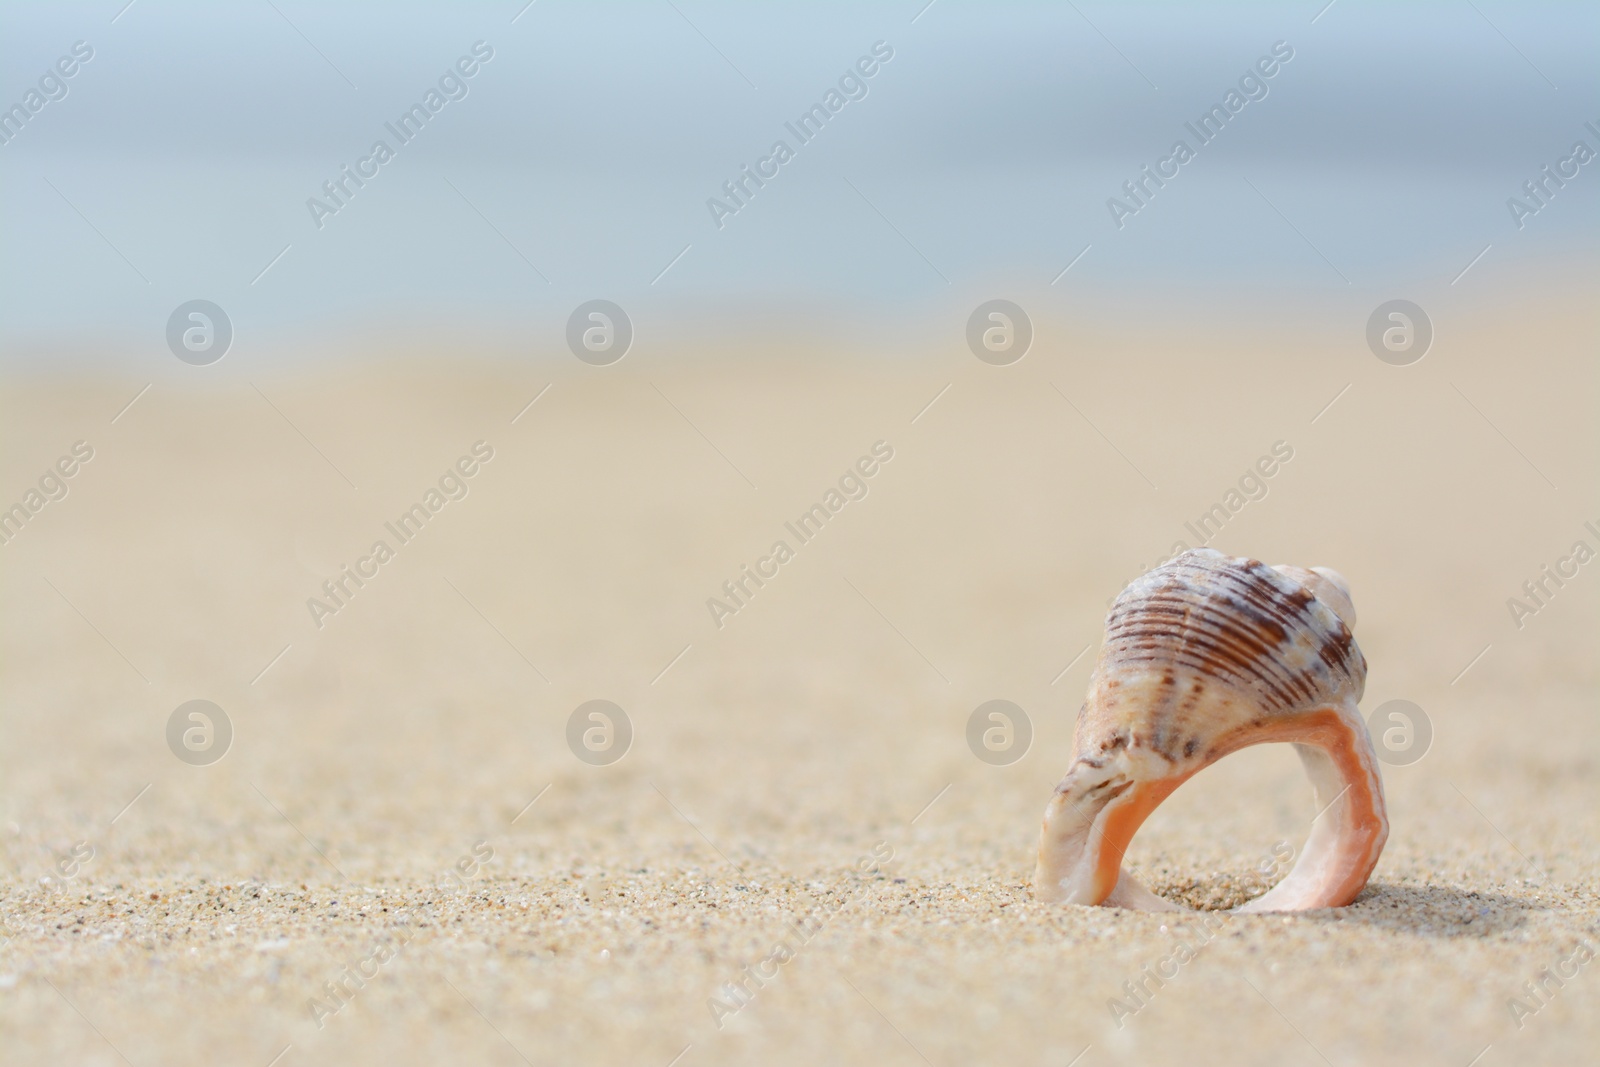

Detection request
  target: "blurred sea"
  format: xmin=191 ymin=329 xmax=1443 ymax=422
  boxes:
xmin=2 ymin=1 xmax=1595 ymax=368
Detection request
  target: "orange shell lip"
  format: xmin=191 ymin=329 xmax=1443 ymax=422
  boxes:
xmin=1034 ymin=705 xmax=1388 ymax=912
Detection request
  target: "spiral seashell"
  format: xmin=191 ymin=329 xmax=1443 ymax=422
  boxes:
xmin=1034 ymin=548 xmax=1387 ymax=912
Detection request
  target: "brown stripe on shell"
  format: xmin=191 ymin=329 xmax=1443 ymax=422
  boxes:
xmin=1101 ymin=549 xmax=1365 ymax=718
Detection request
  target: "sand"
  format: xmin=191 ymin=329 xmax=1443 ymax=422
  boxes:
xmin=2 ymin=292 xmax=1597 ymax=1066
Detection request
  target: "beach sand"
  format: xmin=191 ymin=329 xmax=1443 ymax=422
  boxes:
xmin=2 ymin=291 xmax=1596 ymax=1066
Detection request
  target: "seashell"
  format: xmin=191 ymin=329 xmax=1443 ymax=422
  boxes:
xmin=1034 ymin=548 xmax=1387 ymax=912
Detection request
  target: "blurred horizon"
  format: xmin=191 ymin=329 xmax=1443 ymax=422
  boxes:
xmin=3 ymin=0 xmax=1597 ymax=367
